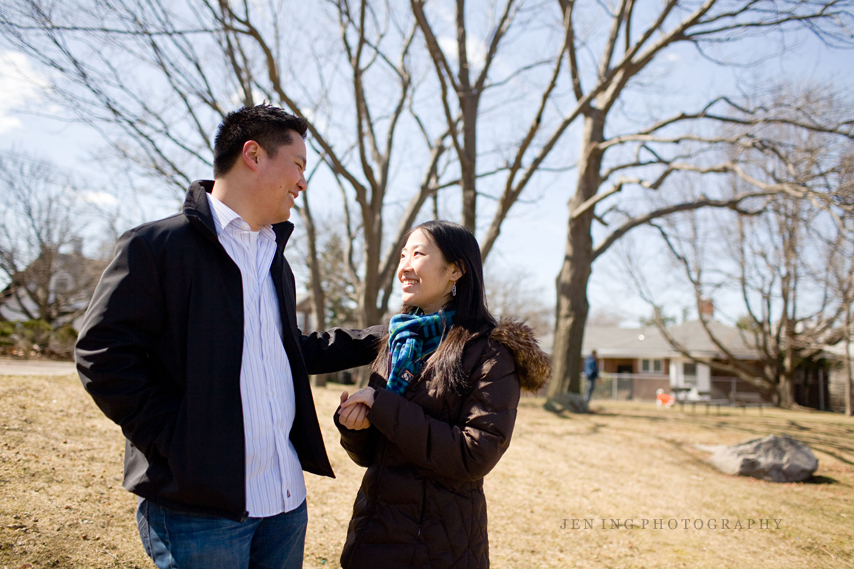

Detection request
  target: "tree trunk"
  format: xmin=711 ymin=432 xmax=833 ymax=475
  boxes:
xmin=777 ymin=311 xmax=797 ymax=409
xmin=353 ymin=209 xmax=384 ymax=389
xmin=298 ymin=200 xmax=326 ymax=335
xmin=460 ymin=95 xmax=478 ymax=233
xmin=359 ymin=209 xmax=384 ymax=328
xmin=777 ymin=371 xmax=796 ymax=409
xmin=846 ymin=301 xmax=852 ymax=416
xmin=297 ymin=197 xmax=331 ymax=388
xmin=548 ymin=111 xmax=604 ymax=397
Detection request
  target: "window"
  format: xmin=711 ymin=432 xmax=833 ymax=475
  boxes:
xmin=641 ymin=359 xmax=662 ymax=374
xmin=53 ymin=275 xmax=72 ymax=294
xmin=684 ymin=362 xmax=697 ymax=376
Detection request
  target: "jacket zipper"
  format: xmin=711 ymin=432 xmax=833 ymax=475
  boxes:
xmin=417 ymin=477 xmax=427 ymax=537
xmin=345 ymin=431 xmax=387 ymax=566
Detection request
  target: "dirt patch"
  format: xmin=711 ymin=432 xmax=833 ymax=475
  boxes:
xmin=0 ymin=373 xmax=146 ymax=568
xmin=2 ymin=375 xmax=852 ymax=568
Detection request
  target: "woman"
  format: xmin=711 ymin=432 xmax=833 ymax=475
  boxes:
xmin=335 ymin=220 xmax=549 ymax=569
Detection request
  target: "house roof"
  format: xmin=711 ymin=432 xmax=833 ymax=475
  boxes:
xmin=582 ymin=319 xmax=760 ymax=360
xmin=823 ymin=340 xmax=853 ymax=361
xmin=0 ymin=250 xmax=107 ymax=324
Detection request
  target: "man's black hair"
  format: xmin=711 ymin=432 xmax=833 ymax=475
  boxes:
xmin=213 ymin=104 xmax=308 ymax=178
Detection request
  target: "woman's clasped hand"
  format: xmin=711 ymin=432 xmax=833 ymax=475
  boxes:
xmin=337 ymin=387 xmax=375 ymax=430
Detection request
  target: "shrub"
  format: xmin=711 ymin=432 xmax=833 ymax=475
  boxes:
xmin=49 ymin=325 xmax=78 ymax=359
xmin=19 ymin=319 xmax=52 ymax=348
xmin=0 ymin=321 xmax=14 ymax=347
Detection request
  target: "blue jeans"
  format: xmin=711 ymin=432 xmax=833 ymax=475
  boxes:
xmin=137 ymin=499 xmax=307 ymax=569
xmin=586 ymin=377 xmax=596 ymax=402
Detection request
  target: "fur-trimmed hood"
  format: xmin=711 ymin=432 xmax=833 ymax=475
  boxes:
xmin=372 ymin=316 xmax=551 ymax=395
xmin=489 ymin=319 xmax=550 ymax=393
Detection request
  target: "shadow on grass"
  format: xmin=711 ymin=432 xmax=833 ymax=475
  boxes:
xmin=804 ymin=475 xmax=838 ymax=485
xmin=786 ymin=420 xmax=812 ymax=431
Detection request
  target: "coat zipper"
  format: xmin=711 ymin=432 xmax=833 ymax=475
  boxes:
xmin=345 ymin=430 xmax=387 ymax=566
xmin=417 ymin=477 xmax=427 ymax=537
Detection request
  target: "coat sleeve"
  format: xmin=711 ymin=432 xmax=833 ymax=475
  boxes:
xmin=366 ymin=342 xmax=521 ymax=481
xmin=333 ymin=412 xmax=380 ymax=468
xmin=333 ymin=374 xmax=387 ymax=467
xmin=299 ymin=325 xmax=384 ymax=375
xmin=75 ymin=230 xmax=180 ymax=460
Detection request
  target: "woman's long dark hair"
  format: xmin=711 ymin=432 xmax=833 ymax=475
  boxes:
xmin=373 ymin=220 xmax=497 ymax=394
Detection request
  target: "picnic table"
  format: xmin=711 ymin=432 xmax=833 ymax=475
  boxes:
xmin=675 ymin=390 xmax=766 ymax=415
xmin=676 ymin=391 xmax=730 ymax=415
xmin=730 ymin=391 xmax=765 ymax=414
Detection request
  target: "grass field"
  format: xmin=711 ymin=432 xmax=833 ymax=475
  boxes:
xmin=1 ymin=372 xmax=852 ymax=568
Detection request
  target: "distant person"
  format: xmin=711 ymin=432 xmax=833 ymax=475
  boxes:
xmin=75 ymin=104 xmax=382 ymax=569
xmin=334 ymin=221 xmax=550 ymax=569
xmin=585 ymin=349 xmax=599 ymax=403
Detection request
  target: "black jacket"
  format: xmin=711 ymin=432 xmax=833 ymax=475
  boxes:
xmin=76 ymin=180 xmax=381 ymax=521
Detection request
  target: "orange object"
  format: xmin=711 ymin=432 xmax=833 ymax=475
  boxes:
xmin=656 ymin=391 xmax=675 ymax=407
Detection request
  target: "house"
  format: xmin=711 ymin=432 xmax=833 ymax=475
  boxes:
xmin=581 ymin=302 xmax=766 ymax=402
xmin=821 ymin=339 xmax=852 ymax=413
xmin=0 ymin=240 xmax=106 ymax=331
xmin=294 ymin=292 xmax=314 ymax=332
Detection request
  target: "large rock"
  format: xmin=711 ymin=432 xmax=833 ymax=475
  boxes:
xmin=701 ymin=434 xmax=818 ymax=483
xmin=544 ymin=392 xmax=589 ymax=414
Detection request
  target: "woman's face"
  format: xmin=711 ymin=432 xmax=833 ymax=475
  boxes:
xmin=398 ymin=229 xmax=461 ymax=314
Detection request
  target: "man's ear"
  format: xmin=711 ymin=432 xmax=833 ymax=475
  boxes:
xmin=242 ymin=140 xmax=262 ymax=171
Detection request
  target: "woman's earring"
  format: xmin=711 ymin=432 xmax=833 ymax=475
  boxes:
xmin=452 ymin=283 xmax=457 ymax=297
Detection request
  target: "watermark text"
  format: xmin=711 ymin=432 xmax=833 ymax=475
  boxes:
xmin=560 ymin=518 xmax=782 ymax=530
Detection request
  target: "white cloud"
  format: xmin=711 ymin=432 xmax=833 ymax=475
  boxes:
xmin=437 ymin=36 xmax=488 ymax=70
xmin=0 ymin=51 xmax=50 ymax=134
xmin=78 ymin=191 xmax=120 ymax=207
xmin=0 ymin=114 xmax=22 ymax=133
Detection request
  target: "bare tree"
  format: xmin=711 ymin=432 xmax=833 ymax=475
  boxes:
xmin=0 ymin=0 xmax=453 ymax=330
xmin=625 ymin=120 xmax=854 ymax=408
xmin=485 ymin=266 xmax=553 ymax=337
xmin=587 ymin=309 xmax=626 ymax=327
xmin=541 ymin=1 xmax=854 ymax=398
xmin=3 ymin=1 xmax=853 ymax=392
xmin=0 ymin=151 xmax=107 ymax=326
xmin=404 ymin=1 xmax=853 ymax=399
xmin=828 ymin=227 xmax=854 ymax=416
xmin=828 ymin=149 xmax=854 ymax=415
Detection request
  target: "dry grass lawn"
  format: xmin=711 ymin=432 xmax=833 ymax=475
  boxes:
xmin=1 ymin=372 xmax=852 ymax=569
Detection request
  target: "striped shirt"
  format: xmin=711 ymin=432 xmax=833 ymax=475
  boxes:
xmin=207 ymin=192 xmax=306 ymax=517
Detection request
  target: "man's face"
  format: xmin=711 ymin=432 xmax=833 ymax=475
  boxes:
xmin=256 ymin=134 xmax=307 ymax=225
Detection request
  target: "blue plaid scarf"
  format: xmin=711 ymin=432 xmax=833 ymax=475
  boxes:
xmin=386 ymin=309 xmax=455 ymax=395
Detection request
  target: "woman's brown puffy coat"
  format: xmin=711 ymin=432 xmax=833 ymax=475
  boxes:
xmin=335 ymin=320 xmax=549 ymax=569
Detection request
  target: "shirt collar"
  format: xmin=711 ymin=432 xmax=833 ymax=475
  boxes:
xmin=206 ymin=193 xmax=276 ymax=242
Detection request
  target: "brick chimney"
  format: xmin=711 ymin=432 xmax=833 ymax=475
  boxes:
xmin=699 ymin=298 xmax=714 ymax=320
xmin=70 ymin=237 xmax=84 ymax=256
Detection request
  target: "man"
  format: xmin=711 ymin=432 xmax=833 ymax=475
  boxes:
xmin=75 ymin=104 xmax=381 ymax=569
xmin=585 ymin=349 xmax=599 ymax=403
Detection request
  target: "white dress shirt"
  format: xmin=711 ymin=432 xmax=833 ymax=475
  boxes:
xmin=207 ymin=192 xmax=306 ymax=517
